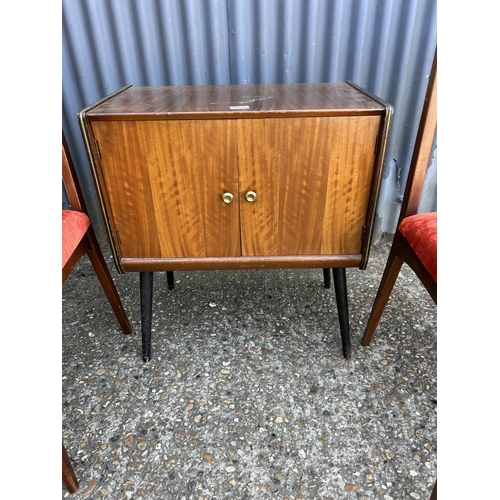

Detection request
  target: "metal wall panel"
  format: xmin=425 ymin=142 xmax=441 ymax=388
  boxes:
xmin=63 ymin=0 xmax=437 ymax=243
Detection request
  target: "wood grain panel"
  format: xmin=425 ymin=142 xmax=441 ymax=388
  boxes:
xmin=237 ymin=116 xmax=380 ymax=256
xmin=321 ymin=115 xmax=381 ymax=254
xmin=91 ymin=121 xmax=161 ymax=258
xmin=92 ymin=120 xmax=240 ymax=258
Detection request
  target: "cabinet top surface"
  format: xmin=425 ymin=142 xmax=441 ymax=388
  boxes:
xmin=86 ymin=82 xmax=387 ymax=120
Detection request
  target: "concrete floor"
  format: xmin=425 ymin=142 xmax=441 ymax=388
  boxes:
xmin=62 ymin=237 xmax=436 ymax=499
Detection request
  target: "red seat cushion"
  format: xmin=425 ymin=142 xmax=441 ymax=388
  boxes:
xmin=62 ymin=210 xmax=91 ymax=268
xmin=398 ymin=212 xmax=437 ymax=282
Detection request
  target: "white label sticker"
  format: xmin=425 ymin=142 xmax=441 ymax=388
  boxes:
xmin=230 ymin=105 xmax=250 ymax=110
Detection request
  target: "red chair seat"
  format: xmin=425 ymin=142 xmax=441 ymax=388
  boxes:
xmin=398 ymin=212 xmax=437 ymax=282
xmin=62 ymin=210 xmax=91 ymax=268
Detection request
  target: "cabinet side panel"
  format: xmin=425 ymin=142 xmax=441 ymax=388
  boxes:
xmin=92 ymin=120 xmax=240 ymax=258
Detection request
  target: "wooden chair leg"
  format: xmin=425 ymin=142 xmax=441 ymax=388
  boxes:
xmin=332 ymin=268 xmax=351 ymax=358
xmin=85 ymin=230 xmax=132 ymax=336
xmin=62 ymin=443 xmax=79 ymax=493
xmin=429 ymin=479 xmax=437 ymax=500
xmin=140 ymin=271 xmax=154 ymax=362
xmin=360 ymin=235 xmax=405 ymax=346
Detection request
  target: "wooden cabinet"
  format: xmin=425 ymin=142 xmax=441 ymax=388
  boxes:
xmin=79 ymin=83 xmax=392 ymax=360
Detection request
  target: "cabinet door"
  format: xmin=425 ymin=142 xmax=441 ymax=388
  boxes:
xmin=91 ymin=119 xmax=240 ymax=258
xmin=237 ymin=116 xmax=381 ymax=256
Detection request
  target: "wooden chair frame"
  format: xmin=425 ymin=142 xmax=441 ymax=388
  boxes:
xmin=62 ymin=131 xmax=132 ymax=493
xmin=62 ymin=443 xmax=79 ymax=493
xmin=360 ymin=49 xmax=437 ymax=500
xmin=361 ymin=49 xmax=437 ymax=346
xmin=62 ymin=132 xmax=132 ymax=334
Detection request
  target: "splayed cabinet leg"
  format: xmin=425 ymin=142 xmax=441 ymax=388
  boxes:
xmin=140 ymin=271 xmax=154 ymax=362
xmin=166 ymin=271 xmax=175 ymax=290
xmin=323 ymin=268 xmax=331 ymax=288
xmin=333 ymin=268 xmax=351 ymax=359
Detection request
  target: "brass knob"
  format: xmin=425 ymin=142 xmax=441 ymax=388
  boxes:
xmin=222 ymin=192 xmax=234 ymax=204
xmin=245 ymin=191 xmax=257 ymax=203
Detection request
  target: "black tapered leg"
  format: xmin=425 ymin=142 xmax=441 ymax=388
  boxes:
xmin=140 ymin=271 xmax=154 ymax=362
xmin=332 ymin=268 xmax=351 ymax=359
xmin=323 ymin=268 xmax=331 ymax=288
xmin=166 ymin=271 xmax=175 ymax=290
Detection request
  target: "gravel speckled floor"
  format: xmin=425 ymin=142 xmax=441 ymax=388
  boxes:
xmin=62 ymin=237 xmax=436 ymax=499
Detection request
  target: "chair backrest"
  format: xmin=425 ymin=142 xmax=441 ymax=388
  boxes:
xmin=62 ymin=131 xmax=86 ymax=214
xmin=397 ymin=49 xmax=437 ymax=225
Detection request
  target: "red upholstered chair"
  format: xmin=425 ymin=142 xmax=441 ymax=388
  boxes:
xmin=360 ymin=50 xmax=437 ymax=500
xmin=62 ymin=132 xmax=132 ymax=332
xmin=361 ymin=50 xmax=437 ymax=342
xmin=360 ymin=48 xmax=437 ymax=500
xmin=62 ymin=131 xmax=132 ymax=492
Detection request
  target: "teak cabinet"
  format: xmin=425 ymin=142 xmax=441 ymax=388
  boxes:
xmin=79 ymin=83 xmax=392 ymax=361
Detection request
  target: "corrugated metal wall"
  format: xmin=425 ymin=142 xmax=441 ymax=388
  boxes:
xmin=62 ymin=0 xmax=437 ymax=243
